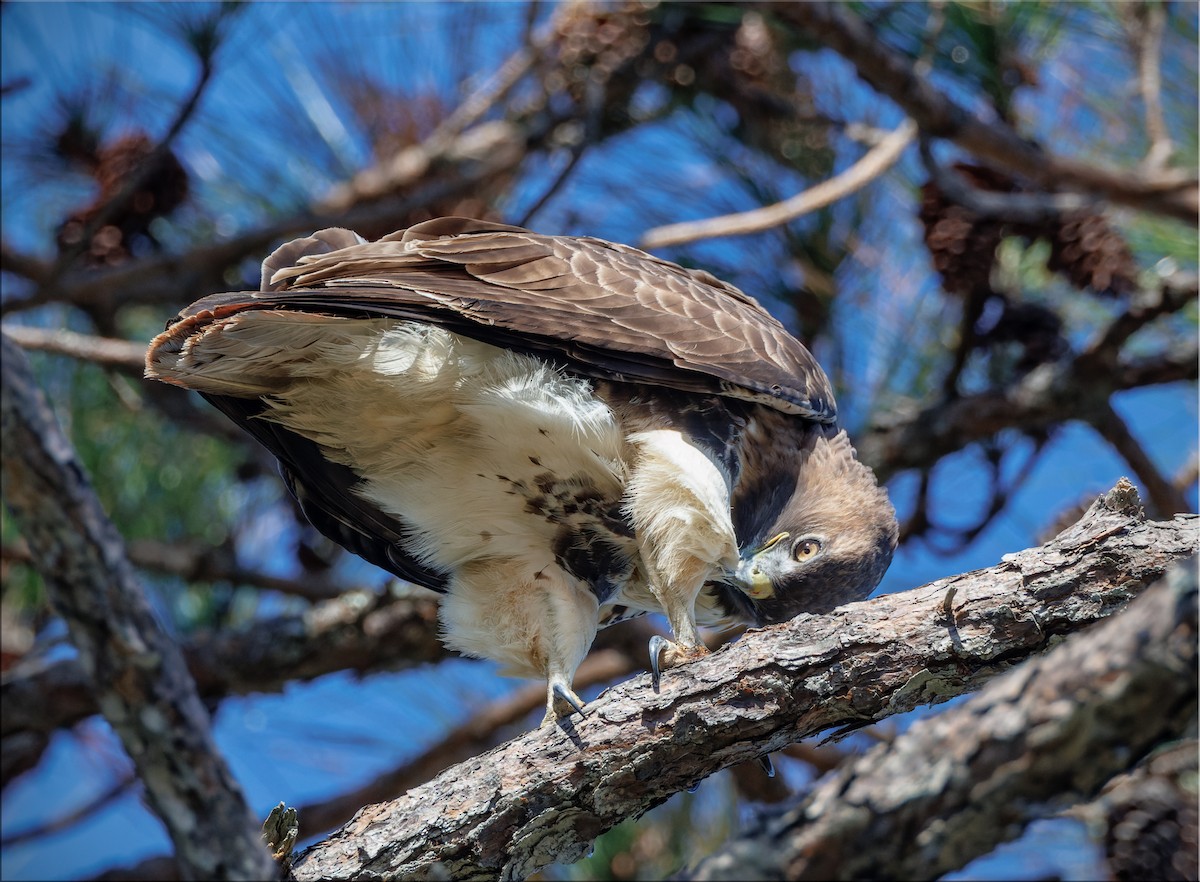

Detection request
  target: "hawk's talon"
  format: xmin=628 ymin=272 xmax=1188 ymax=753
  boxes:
xmin=649 ymin=634 xmax=710 ymax=690
xmin=649 ymin=635 xmax=670 ymax=690
xmin=758 ymin=753 xmax=776 ymax=778
xmin=550 ymin=682 xmax=588 ymax=720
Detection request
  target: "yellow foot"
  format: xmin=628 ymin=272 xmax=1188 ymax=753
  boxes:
xmin=542 ymin=681 xmax=588 ymax=724
xmin=648 ymin=635 xmax=710 ymax=690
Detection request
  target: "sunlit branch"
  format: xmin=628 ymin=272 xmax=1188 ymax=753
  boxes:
xmin=1131 ymin=3 xmax=1174 ymax=171
xmin=287 ymin=486 xmax=1197 ymax=880
xmin=1 ymin=325 xmax=146 ymax=371
xmin=689 ymin=559 xmax=1197 ymax=881
xmin=640 ymin=119 xmax=917 ymax=250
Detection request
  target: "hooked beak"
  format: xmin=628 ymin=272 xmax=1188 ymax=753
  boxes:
xmin=730 ymin=531 xmax=789 ymax=600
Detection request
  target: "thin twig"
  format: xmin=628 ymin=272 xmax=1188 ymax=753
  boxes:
xmin=1093 ymin=400 xmax=1191 ymax=517
xmin=1079 ymin=271 xmax=1198 ymax=359
xmin=318 ymin=36 xmax=543 ymax=215
xmin=517 ymin=73 xmax=603 ymax=227
xmin=640 ymin=118 xmax=917 ymax=250
xmin=0 ymin=773 xmax=138 ymax=847
xmin=3 ymin=536 xmax=344 ymax=602
xmin=1131 ymin=3 xmax=1174 ymax=171
xmin=517 ymin=145 xmax=588 ymax=227
xmin=919 ymin=137 xmax=1098 ymax=223
xmin=1175 ymin=452 xmax=1199 ymax=495
xmin=1 ymin=324 xmax=147 ymax=371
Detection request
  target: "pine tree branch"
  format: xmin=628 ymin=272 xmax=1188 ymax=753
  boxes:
xmin=1 ymin=587 xmax=445 ymax=781
xmin=639 ymin=118 xmax=917 ymax=250
xmin=688 ymin=558 xmax=1197 ymax=881
xmin=286 ymin=480 xmax=1197 ymax=881
xmin=861 ymin=305 xmax=1199 ymax=483
xmin=0 ymin=332 xmax=274 ymax=879
xmin=777 ymin=2 xmax=1198 ymax=224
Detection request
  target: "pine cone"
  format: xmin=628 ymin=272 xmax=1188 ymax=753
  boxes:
xmin=552 ymin=1 xmax=651 ymax=102
xmin=1045 ymin=209 xmax=1139 ymax=296
xmin=55 ymin=131 xmax=189 ymax=266
xmin=1102 ymin=743 xmax=1198 ymax=882
xmin=919 ymin=171 xmax=1006 ymax=298
xmin=920 ymin=161 xmax=1139 ymax=299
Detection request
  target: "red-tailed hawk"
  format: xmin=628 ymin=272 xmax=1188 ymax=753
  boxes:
xmin=146 ymin=217 xmax=898 ymax=722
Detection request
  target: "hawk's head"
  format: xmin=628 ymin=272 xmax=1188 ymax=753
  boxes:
xmin=718 ymin=427 xmax=898 ymax=627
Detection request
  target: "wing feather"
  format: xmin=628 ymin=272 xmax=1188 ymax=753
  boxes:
xmin=165 ymin=217 xmax=836 ymax=420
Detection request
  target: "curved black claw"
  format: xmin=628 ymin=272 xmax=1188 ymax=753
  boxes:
xmin=552 ymin=682 xmax=588 ymax=718
xmin=648 ymin=635 xmax=670 ymax=691
xmin=757 ymin=753 xmax=775 ymax=778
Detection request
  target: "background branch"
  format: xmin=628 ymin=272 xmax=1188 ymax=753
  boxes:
xmin=778 ymin=2 xmax=1198 ymax=224
xmin=0 ymin=325 xmax=147 ymax=372
xmin=0 ymin=333 xmax=274 ymax=879
xmin=1130 ymin=2 xmax=1174 ymax=171
xmin=1093 ymin=401 xmax=1191 ymax=517
xmin=2 ymin=587 xmax=445 ymax=772
xmin=862 ymin=318 xmax=1198 ymax=483
xmin=640 ymin=118 xmax=916 ymax=249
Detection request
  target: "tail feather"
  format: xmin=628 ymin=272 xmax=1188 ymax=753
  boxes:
xmin=145 ymin=307 xmax=391 ymax=397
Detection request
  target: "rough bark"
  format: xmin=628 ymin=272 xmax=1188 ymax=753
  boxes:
xmin=288 ymin=480 xmax=1197 ymax=881
xmin=0 ymin=332 xmax=274 ymax=880
xmin=687 ymin=560 xmax=1197 ymax=880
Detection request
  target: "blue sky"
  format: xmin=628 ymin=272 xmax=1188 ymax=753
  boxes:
xmin=1 ymin=3 xmax=1196 ymax=880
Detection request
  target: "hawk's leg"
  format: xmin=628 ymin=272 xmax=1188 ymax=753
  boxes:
xmin=625 ymin=429 xmax=738 ymax=687
xmin=439 ymin=558 xmax=599 ymax=725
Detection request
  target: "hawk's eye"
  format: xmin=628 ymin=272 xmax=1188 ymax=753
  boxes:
xmin=792 ymin=537 xmax=822 ymax=562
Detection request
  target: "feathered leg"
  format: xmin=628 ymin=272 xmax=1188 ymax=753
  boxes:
xmin=439 ymin=558 xmax=599 ymax=723
xmin=624 ymin=430 xmax=738 ymax=687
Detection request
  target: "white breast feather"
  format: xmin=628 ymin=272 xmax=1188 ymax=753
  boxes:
xmin=260 ymin=321 xmax=627 ymax=570
xmin=251 ymin=319 xmax=627 ymax=677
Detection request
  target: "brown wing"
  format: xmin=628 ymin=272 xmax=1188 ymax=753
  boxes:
xmin=160 ymin=217 xmax=837 ymax=421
